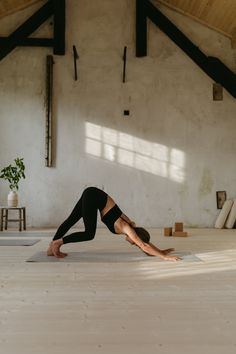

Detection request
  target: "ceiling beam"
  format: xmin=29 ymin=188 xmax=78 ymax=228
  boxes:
xmin=0 ymin=1 xmax=53 ymax=60
xmin=0 ymin=37 xmax=53 ymax=47
xmin=0 ymin=0 xmax=66 ymax=60
xmin=53 ymin=0 xmax=65 ymax=55
xmin=136 ymin=0 xmax=236 ymax=98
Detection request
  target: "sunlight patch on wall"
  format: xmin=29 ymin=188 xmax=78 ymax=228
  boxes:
xmin=85 ymin=122 xmax=185 ymax=183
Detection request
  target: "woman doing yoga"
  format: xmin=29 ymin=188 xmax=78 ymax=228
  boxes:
xmin=47 ymin=187 xmax=180 ymax=261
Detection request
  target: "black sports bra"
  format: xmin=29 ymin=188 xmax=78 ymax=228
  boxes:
xmin=101 ymin=204 xmax=122 ymax=234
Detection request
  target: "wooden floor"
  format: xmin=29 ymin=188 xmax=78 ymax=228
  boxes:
xmin=0 ymin=228 xmax=236 ymax=354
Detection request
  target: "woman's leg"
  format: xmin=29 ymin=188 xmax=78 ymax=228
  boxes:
xmin=52 ymin=197 xmax=83 ymax=241
xmin=62 ymin=192 xmax=98 ymax=244
xmin=47 ymin=195 xmax=83 ymax=257
xmin=49 ymin=187 xmax=100 ymax=257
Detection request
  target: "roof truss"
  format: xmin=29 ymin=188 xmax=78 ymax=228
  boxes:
xmin=136 ymin=0 xmax=236 ymax=98
xmin=0 ymin=0 xmax=65 ymax=61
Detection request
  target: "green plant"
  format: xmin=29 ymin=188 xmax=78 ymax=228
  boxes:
xmin=0 ymin=158 xmax=26 ymax=191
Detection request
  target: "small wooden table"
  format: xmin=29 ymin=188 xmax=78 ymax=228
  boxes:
xmin=0 ymin=207 xmax=26 ymax=232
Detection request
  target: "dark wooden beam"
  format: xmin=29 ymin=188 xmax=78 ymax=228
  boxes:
xmin=0 ymin=37 xmax=53 ymax=47
xmin=0 ymin=1 xmax=54 ymax=61
xmin=136 ymin=0 xmax=236 ymax=98
xmin=53 ymin=0 xmax=65 ymax=55
xmin=136 ymin=0 xmax=147 ymax=57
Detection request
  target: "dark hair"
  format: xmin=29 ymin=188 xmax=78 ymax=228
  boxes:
xmin=134 ymin=227 xmax=150 ymax=243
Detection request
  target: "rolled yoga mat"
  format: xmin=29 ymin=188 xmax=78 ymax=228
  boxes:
xmin=225 ymin=199 xmax=236 ymax=229
xmin=215 ymin=199 xmax=233 ymax=228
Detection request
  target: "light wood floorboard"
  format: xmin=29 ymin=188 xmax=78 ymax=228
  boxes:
xmin=0 ymin=228 xmax=236 ymax=354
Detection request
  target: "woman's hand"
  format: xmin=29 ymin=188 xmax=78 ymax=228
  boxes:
xmin=162 ymin=248 xmax=175 ymax=255
xmin=163 ymin=255 xmax=181 ymax=262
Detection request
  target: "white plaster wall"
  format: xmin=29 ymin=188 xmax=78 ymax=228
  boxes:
xmin=0 ymin=0 xmax=236 ymax=228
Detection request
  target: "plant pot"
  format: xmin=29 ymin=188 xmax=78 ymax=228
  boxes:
xmin=8 ymin=191 xmax=18 ymax=207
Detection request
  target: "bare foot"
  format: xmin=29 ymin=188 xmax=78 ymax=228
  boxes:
xmin=162 ymin=248 xmax=175 ymax=255
xmin=51 ymin=240 xmax=68 ymax=258
xmin=47 ymin=241 xmax=54 ymax=256
xmin=47 ymin=241 xmax=68 ymax=256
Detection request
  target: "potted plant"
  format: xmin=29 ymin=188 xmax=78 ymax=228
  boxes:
xmin=0 ymin=158 xmax=26 ymax=207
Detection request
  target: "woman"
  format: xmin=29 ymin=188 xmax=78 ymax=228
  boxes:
xmin=47 ymin=187 xmax=180 ymax=261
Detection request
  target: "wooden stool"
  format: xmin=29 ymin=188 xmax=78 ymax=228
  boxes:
xmin=0 ymin=207 xmax=26 ymax=232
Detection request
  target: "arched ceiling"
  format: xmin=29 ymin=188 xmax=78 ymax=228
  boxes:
xmin=1 ymin=0 xmax=236 ymax=47
xmin=156 ymin=0 xmax=236 ymax=47
xmin=0 ymin=0 xmax=41 ymax=19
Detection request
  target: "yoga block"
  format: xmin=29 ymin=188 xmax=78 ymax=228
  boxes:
xmin=173 ymin=231 xmax=188 ymax=237
xmin=175 ymin=222 xmax=183 ymax=232
xmin=164 ymin=227 xmax=172 ymax=236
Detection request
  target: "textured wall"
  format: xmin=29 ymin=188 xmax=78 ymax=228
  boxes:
xmin=0 ymin=0 xmax=236 ymax=228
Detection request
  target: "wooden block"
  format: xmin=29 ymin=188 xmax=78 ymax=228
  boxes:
xmin=164 ymin=227 xmax=172 ymax=236
xmin=175 ymin=222 xmax=183 ymax=232
xmin=173 ymin=231 xmax=188 ymax=237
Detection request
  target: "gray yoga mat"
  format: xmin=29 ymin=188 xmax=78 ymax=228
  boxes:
xmin=0 ymin=239 xmax=40 ymax=246
xmin=0 ymin=232 xmax=53 ymax=238
xmin=26 ymin=251 xmax=202 ymax=263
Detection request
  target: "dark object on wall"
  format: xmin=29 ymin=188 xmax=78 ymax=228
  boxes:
xmin=45 ymin=55 xmax=54 ymax=167
xmin=73 ymin=45 xmax=79 ymax=81
xmin=213 ymin=83 xmax=223 ymax=101
xmin=0 ymin=0 xmax=65 ymax=61
xmin=123 ymin=46 xmax=127 ymax=83
xmin=124 ymin=110 xmax=130 ymax=116
xmin=216 ymin=191 xmax=227 ymax=209
xmin=136 ymin=0 xmax=236 ymax=98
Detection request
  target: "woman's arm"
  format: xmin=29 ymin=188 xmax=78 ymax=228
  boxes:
xmin=121 ymin=213 xmax=136 ymax=227
xmin=123 ymin=224 xmax=180 ymax=261
xmin=143 ymin=242 xmax=180 ymax=261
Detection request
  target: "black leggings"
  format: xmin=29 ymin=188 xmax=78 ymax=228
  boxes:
xmin=53 ymin=187 xmax=107 ymax=244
